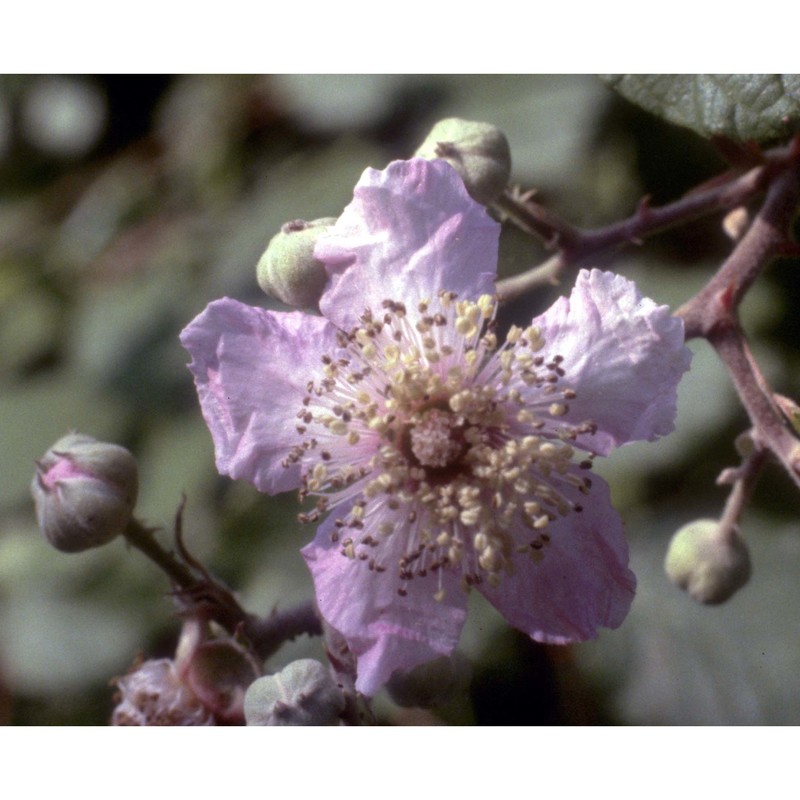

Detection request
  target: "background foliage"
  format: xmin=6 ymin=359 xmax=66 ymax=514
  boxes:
xmin=602 ymin=74 xmax=800 ymax=143
xmin=1 ymin=74 xmax=799 ymax=725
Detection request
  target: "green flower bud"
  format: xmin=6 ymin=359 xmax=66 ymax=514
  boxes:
xmin=414 ymin=118 xmax=511 ymax=205
xmin=386 ymin=653 xmax=471 ymax=709
xmin=665 ymin=518 xmax=751 ymax=605
xmin=244 ymin=659 xmax=345 ymax=726
xmin=256 ymin=217 xmax=337 ymax=310
xmin=30 ymin=433 xmax=138 ymax=553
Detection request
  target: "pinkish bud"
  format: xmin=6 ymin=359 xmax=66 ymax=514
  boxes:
xmin=112 ymin=658 xmax=215 ymax=726
xmin=31 ymin=433 xmax=138 ymax=553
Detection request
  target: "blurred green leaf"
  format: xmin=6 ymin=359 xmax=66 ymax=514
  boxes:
xmin=0 ymin=370 xmax=127 ymax=510
xmin=428 ymin=75 xmax=610 ymax=194
xmin=0 ymin=525 xmax=156 ymax=696
xmin=577 ymin=511 xmax=800 ymax=724
xmin=602 ymin=74 xmax=800 ymax=143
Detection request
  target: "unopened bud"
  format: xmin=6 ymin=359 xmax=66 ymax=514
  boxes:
xmin=414 ymin=118 xmax=511 ymax=205
xmin=256 ymin=217 xmax=337 ymax=309
xmin=176 ymin=620 xmax=262 ymax=725
xmin=31 ymin=433 xmax=138 ymax=553
xmin=665 ymin=518 xmax=751 ymax=605
xmin=244 ymin=659 xmax=345 ymax=726
xmin=112 ymin=658 xmax=215 ymax=726
xmin=386 ymin=653 xmax=471 ymax=709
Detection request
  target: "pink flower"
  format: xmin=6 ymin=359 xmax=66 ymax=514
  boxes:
xmin=181 ymin=158 xmax=691 ymax=696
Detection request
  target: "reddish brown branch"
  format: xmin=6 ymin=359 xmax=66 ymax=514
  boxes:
xmin=123 ymin=512 xmax=322 ymax=660
xmin=676 ymin=166 xmax=800 ymax=338
xmin=707 ymin=324 xmax=800 ymax=489
xmin=673 ymin=158 xmax=800 ymax=488
xmin=496 ymin=140 xmax=799 ymax=303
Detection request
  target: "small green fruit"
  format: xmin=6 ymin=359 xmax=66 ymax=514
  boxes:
xmin=665 ymin=518 xmax=751 ymax=605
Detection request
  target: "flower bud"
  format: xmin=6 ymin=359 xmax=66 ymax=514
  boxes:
xmin=30 ymin=433 xmax=138 ymax=553
xmin=112 ymin=658 xmax=215 ymax=726
xmin=256 ymin=217 xmax=337 ymax=310
xmin=665 ymin=518 xmax=751 ymax=605
xmin=176 ymin=619 xmax=262 ymax=725
xmin=386 ymin=653 xmax=471 ymax=709
xmin=414 ymin=118 xmax=511 ymax=205
xmin=243 ymin=659 xmax=345 ymax=726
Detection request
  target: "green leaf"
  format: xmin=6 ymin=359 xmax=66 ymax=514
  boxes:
xmin=576 ymin=513 xmax=800 ymax=724
xmin=601 ymin=74 xmax=800 ymax=143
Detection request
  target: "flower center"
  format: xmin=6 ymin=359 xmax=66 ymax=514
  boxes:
xmin=407 ymin=408 xmax=466 ymax=469
xmin=285 ymin=290 xmax=596 ymax=600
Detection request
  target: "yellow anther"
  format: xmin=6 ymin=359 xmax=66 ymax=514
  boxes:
xmin=333 ymin=420 xmax=351 ymax=436
xmin=473 ymin=532 xmax=488 ymax=551
xmin=506 ymin=326 xmax=522 ymax=344
xmin=455 ymin=317 xmax=476 ymax=338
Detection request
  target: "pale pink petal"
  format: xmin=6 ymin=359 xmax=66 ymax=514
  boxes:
xmin=180 ymin=298 xmax=340 ymax=494
xmin=302 ymin=508 xmax=468 ymax=696
xmin=317 ymin=158 xmax=498 ymax=330
xmin=532 ymin=269 xmax=691 ymax=455
xmin=478 ymin=472 xmax=635 ymax=643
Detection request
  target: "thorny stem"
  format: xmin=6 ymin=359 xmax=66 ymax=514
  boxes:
xmin=124 ymin=517 xmax=197 ymax=588
xmin=493 ymin=188 xmax=580 ymax=251
xmin=245 ymin=601 xmax=323 ymax=661
xmin=708 ymin=324 xmax=800 ymax=489
xmin=676 ymin=161 xmax=800 ymax=489
xmin=676 ymin=166 xmax=800 ymax=337
xmin=123 ymin=512 xmax=322 ymax=660
xmin=716 ymin=441 xmax=769 ymax=544
xmin=495 ymin=140 xmax=798 ymax=303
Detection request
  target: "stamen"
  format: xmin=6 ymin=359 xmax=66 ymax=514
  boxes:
xmin=284 ymin=291 xmax=597 ymax=597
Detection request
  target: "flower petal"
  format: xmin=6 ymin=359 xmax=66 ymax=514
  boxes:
xmin=478 ymin=472 xmax=635 ymax=643
xmin=180 ymin=298 xmax=340 ymax=494
xmin=478 ymin=468 xmax=636 ymax=644
xmin=533 ymin=269 xmax=691 ymax=455
xmin=302 ymin=508 xmax=468 ymax=696
xmin=317 ymin=158 xmax=498 ymax=330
